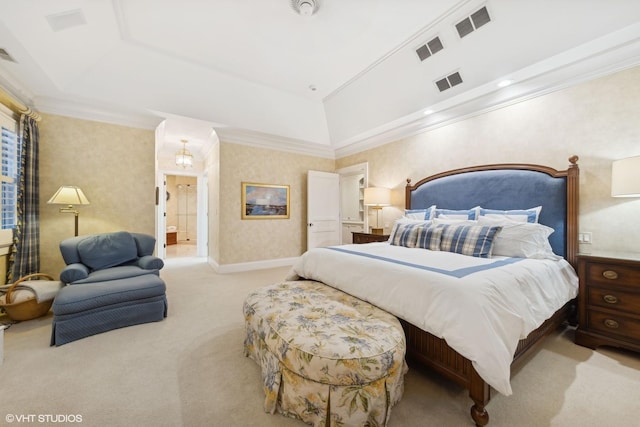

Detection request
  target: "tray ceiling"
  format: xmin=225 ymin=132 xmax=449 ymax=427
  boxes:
xmin=1 ymin=0 xmax=639 ymax=157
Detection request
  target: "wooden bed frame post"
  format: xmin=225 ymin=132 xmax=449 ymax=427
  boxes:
xmin=566 ymin=155 xmax=579 ymax=269
xmin=469 ymin=370 xmax=490 ymax=426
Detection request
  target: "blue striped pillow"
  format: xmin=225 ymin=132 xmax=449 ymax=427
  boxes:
xmin=440 ymin=224 xmax=502 ymax=258
xmin=479 ymin=206 xmax=541 ymax=223
xmin=434 ymin=207 xmax=479 ymax=220
xmin=415 ymin=224 xmax=444 ymax=251
xmin=389 ymin=223 xmax=421 ymax=247
xmin=405 ymin=205 xmax=435 ymax=220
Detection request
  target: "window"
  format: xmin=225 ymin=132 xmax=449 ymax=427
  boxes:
xmin=0 ymin=107 xmax=18 ymax=231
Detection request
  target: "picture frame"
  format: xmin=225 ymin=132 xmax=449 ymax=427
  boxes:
xmin=241 ymin=182 xmax=290 ymax=219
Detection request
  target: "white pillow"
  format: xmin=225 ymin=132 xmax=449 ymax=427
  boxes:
xmin=434 ymin=206 xmax=480 ymax=220
xmin=433 ymin=217 xmax=477 ymax=226
xmin=477 ymin=216 xmax=560 ymax=260
xmin=479 ymin=206 xmax=542 ymax=223
xmin=404 ymin=205 xmax=436 ymax=220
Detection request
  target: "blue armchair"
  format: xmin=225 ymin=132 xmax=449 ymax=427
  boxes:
xmin=59 ymin=231 xmax=164 ymax=284
xmin=51 ymin=231 xmax=167 ymax=346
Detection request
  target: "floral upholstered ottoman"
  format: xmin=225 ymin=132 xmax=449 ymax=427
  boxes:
xmin=243 ymin=280 xmax=408 ymax=427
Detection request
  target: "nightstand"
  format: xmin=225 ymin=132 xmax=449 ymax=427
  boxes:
xmin=352 ymin=232 xmax=389 ymax=244
xmin=575 ymin=253 xmax=640 ymax=353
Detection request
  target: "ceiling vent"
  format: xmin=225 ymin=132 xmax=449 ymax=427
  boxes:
xmin=46 ymin=9 xmax=87 ymax=32
xmin=0 ymin=48 xmax=17 ymax=63
xmin=435 ymin=71 xmax=463 ymax=92
xmin=455 ymin=6 xmax=491 ymax=38
xmin=415 ymin=36 xmax=444 ymax=62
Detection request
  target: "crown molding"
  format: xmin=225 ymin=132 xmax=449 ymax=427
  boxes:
xmin=215 ymin=127 xmax=335 ymax=159
xmin=34 ymin=96 xmax=162 ymax=130
xmin=0 ymin=68 xmax=36 ymax=106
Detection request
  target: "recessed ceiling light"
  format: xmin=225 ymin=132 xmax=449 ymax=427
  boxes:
xmin=497 ymin=79 xmax=514 ymax=88
xmin=423 ymin=109 xmax=434 ymax=115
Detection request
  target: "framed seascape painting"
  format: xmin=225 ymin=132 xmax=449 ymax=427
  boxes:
xmin=241 ymin=182 xmax=290 ymax=219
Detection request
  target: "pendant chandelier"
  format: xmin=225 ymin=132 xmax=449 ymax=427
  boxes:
xmin=175 ymin=139 xmax=193 ymax=168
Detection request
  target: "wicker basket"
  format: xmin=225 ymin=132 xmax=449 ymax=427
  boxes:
xmin=0 ymin=273 xmax=55 ymax=321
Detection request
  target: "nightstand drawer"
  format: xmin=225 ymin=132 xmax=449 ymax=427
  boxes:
xmin=587 ymin=310 xmax=640 ymax=342
xmin=588 ymin=287 xmax=640 ymax=313
xmin=586 ymin=262 xmax=640 ymax=287
xmin=352 ymin=232 xmax=389 ymax=244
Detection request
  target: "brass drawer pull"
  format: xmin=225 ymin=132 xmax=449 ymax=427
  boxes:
xmin=603 ymin=319 xmax=619 ymax=329
xmin=602 ymin=270 xmax=619 ymax=280
xmin=603 ymin=294 xmax=618 ymax=304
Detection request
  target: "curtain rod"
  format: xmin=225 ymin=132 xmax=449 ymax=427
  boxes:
xmin=0 ymin=86 xmax=40 ymax=121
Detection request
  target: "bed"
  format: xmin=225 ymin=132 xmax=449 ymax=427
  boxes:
xmin=288 ymin=156 xmax=580 ymax=426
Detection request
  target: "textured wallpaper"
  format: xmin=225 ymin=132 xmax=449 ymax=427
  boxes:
xmin=39 ymin=114 xmax=156 ymax=277
xmin=337 ymin=65 xmax=640 ymax=254
xmin=218 ymin=142 xmax=334 ymax=265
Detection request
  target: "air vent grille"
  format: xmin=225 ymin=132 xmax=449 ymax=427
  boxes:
xmin=455 ymin=6 xmax=491 ymax=38
xmin=46 ymin=9 xmax=87 ymax=32
xmin=435 ymin=72 xmax=463 ymax=92
xmin=0 ymin=48 xmax=16 ymax=63
xmin=415 ymin=36 xmax=443 ymax=62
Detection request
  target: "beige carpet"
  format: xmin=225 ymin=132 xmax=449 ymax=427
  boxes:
xmin=2 ymin=257 xmax=639 ymax=427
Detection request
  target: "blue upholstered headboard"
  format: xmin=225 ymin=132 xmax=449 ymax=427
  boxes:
xmin=405 ymin=158 xmax=579 ymax=266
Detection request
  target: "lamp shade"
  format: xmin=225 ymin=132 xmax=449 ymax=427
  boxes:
xmin=611 ymin=156 xmax=640 ymax=197
xmin=363 ymin=187 xmax=391 ymax=206
xmin=48 ymin=186 xmax=90 ymax=206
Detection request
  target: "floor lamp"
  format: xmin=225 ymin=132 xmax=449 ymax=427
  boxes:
xmin=48 ymin=186 xmax=90 ymax=236
xmin=364 ymin=187 xmax=391 ymax=235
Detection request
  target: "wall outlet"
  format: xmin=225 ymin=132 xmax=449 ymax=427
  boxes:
xmin=578 ymin=232 xmax=593 ymax=244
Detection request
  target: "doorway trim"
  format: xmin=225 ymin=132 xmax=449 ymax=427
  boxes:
xmin=156 ymin=169 xmax=208 ymax=259
xmin=337 ymin=162 xmax=368 ymax=243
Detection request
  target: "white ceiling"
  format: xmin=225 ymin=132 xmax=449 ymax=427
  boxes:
xmin=1 ymin=0 xmax=639 ymax=159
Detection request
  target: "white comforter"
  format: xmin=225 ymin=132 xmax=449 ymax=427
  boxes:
xmin=286 ymin=243 xmax=578 ymax=396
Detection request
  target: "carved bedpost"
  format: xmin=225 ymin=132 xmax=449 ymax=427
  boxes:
xmin=566 ymin=155 xmax=579 ymax=269
xmin=405 ymin=178 xmax=412 ymax=209
xmin=469 ymin=369 xmax=490 ymax=426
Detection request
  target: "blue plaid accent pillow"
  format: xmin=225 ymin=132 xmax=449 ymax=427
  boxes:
xmin=389 ymin=223 xmax=421 ymax=247
xmin=415 ymin=224 xmax=445 ymax=251
xmin=440 ymin=224 xmax=502 ymax=258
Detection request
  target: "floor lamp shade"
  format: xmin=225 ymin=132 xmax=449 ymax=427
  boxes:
xmin=48 ymin=186 xmax=90 ymax=236
xmin=611 ymin=156 xmax=640 ymax=197
xmin=48 ymin=186 xmax=90 ymax=206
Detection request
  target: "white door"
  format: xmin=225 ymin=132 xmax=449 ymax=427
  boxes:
xmin=307 ymin=170 xmax=340 ymax=250
xmin=156 ymin=175 xmax=167 ymax=259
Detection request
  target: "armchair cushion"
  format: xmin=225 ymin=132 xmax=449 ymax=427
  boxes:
xmin=77 ymin=231 xmax=137 ymax=271
xmin=60 ymin=263 xmax=90 ymax=284
xmin=70 ymin=266 xmax=156 ymax=284
xmin=137 ymin=255 xmax=164 ymax=271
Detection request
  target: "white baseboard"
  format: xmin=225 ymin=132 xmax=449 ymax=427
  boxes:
xmin=208 ymin=256 xmax=298 ymax=274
